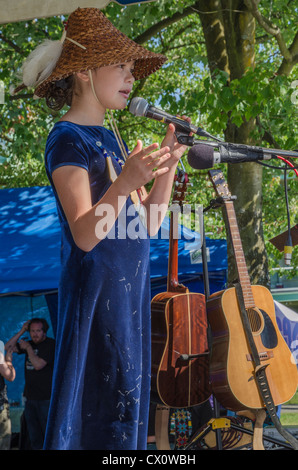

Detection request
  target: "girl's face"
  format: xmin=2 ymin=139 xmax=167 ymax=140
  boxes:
xmin=91 ymin=61 xmax=135 ymax=111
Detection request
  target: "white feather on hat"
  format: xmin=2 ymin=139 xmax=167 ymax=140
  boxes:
xmin=11 ymin=32 xmax=66 ymax=95
xmin=22 ymin=38 xmax=64 ymax=88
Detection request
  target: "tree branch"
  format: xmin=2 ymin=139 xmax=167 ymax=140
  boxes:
xmin=277 ymin=30 xmax=298 ymax=75
xmin=255 ymin=116 xmax=281 ymax=148
xmin=130 ymin=6 xmax=204 ymax=98
xmin=133 ymin=3 xmax=198 ymax=44
xmin=9 ymin=93 xmax=34 ymax=101
xmin=244 ymin=0 xmax=298 ymax=75
xmin=0 ymin=33 xmax=22 ymax=53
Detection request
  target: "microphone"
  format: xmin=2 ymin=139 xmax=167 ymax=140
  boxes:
xmin=187 ymin=142 xmax=298 ymax=170
xmin=129 ymin=97 xmax=217 ymax=140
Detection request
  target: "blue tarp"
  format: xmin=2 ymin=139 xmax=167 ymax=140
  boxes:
xmin=0 ymin=186 xmax=61 ymax=295
xmin=0 ymin=185 xmax=228 ymax=296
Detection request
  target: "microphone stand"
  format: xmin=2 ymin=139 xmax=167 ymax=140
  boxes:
xmin=177 ymin=131 xmax=298 ymax=450
xmin=176 ymin=133 xmax=222 ymax=146
xmin=199 ymin=203 xmax=223 ymax=450
xmin=176 ymin=131 xmax=224 ymax=449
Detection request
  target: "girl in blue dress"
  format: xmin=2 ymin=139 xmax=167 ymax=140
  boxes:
xmin=15 ymin=7 xmax=190 ymax=450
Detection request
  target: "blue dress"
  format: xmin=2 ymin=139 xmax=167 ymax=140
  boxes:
xmin=43 ymin=121 xmax=151 ymax=450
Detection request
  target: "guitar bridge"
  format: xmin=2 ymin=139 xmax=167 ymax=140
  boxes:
xmin=246 ymin=351 xmax=274 ymax=362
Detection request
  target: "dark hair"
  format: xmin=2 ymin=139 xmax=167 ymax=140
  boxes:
xmin=28 ymin=318 xmax=49 ymax=333
xmin=45 ymin=75 xmax=75 ymax=111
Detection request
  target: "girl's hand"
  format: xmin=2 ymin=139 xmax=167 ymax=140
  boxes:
xmin=118 ymin=140 xmax=171 ymax=195
xmin=160 ymin=116 xmax=192 ymax=167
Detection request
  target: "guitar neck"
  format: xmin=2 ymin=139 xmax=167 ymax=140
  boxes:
xmin=168 ymin=213 xmax=178 ymax=292
xmin=167 ymin=168 xmax=189 ymax=293
xmin=167 ymin=205 xmax=181 ymax=292
xmin=224 ymin=200 xmax=255 ymax=309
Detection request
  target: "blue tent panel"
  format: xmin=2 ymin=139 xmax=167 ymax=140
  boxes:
xmin=150 ymin=218 xmax=227 ymax=278
xmin=0 ymin=186 xmax=61 ymax=294
xmin=150 ymin=216 xmax=227 ymax=296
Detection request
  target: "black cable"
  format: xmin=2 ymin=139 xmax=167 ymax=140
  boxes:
xmin=283 ymin=164 xmax=293 ymax=265
xmin=256 ymin=160 xmax=298 ymax=170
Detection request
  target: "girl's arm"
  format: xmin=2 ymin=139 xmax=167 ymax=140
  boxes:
xmin=52 ymin=142 xmax=171 ymax=252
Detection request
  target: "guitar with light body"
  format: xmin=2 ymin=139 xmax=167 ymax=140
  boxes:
xmin=207 ymin=169 xmax=298 ymax=411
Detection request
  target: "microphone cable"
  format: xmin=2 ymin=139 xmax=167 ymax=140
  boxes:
xmin=279 ymin=158 xmax=296 ymax=265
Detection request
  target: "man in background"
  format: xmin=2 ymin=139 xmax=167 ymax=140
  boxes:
xmin=6 ymin=318 xmax=55 ymax=449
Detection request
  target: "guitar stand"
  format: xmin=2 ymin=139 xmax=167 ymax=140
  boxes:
xmin=188 ymin=203 xmax=296 ymax=451
xmin=184 ymin=412 xmax=294 ymax=450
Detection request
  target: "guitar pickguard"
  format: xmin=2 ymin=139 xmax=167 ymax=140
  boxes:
xmin=247 ymin=307 xmax=278 ymax=349
xmin=260 ymin=309 xmax=278 ymax=349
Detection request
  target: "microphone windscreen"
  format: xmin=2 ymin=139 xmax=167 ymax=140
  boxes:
xmin=129 ymin=97 xmax=148 ymax=117
xmin=187 ymin=144 xmax=214 ymax=170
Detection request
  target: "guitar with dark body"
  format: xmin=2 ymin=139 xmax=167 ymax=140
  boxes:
xmin=151 ymin=168 xmax=211 ymax=408
xmin=207 ymin=169 xmax=298 ymax=411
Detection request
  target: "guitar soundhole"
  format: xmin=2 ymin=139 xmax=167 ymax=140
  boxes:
xmin=247 ymin=308 xmax=264 ymax=334
xmin=246 ymin=308 xmax=278 ymax=348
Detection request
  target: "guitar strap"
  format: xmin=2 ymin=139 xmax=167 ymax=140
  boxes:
xmin=235 ymin=282 xmax=298 ymax=450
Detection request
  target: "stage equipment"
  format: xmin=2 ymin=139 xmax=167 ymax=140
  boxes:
xmin=203 ymin=169 xmax=298 ymax=450
xmin=185 ymin=412 xmax=297 ymax=450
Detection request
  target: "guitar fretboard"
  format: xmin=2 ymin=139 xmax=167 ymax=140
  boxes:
xmin=167 ymin=169 xmax=189 ymax=293
xmin=225 ymin=200 xmax=255 ymax=309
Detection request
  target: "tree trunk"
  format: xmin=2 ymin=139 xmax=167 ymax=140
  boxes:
xmin=198 ymin=0 xmax=270 ymax=288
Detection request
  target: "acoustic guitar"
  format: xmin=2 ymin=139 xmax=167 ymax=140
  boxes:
xmin=207 ymin=169 xmax=298 ymax=411
xmin=151 ymin=167 xmax=211 ymax=408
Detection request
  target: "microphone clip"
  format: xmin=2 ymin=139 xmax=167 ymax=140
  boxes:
xmin=175 ymin=133 xmax=195 ymax=146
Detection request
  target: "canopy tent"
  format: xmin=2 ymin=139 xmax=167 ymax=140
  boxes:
xmin=0 ymin=0 xmax=157 ymax=24
xmin=0 ymin=186 xmax=61 ymax=295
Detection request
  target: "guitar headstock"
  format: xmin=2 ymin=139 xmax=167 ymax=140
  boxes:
xmin=208 ymin=169 xmax=231 ymax=200
xmin=172 ymin=167 xmax=190 ymax=205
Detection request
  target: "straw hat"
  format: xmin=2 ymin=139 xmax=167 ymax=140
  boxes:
xmin=15 ymin=7 xmax=167 ymax=98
